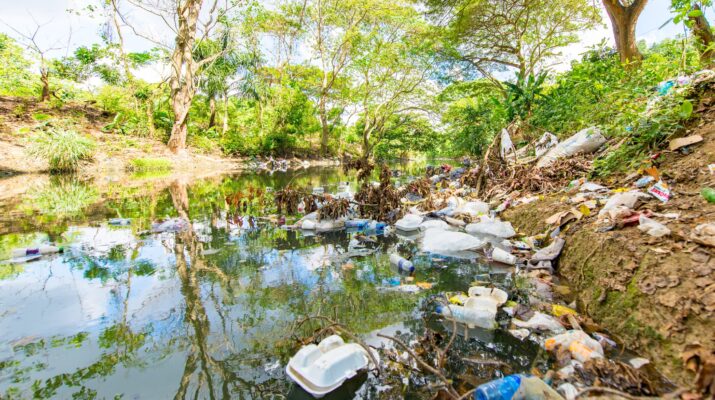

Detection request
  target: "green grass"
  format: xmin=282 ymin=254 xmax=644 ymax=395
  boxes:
xmin=26 ymin=128 xmax=96 ymax=172
xmin=128 ymin=157 xmax=173 ymax=172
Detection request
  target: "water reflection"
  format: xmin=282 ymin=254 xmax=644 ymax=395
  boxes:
xmin=0 ymin=165 xmax=536 ymax=399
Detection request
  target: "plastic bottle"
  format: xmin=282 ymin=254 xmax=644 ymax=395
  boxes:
xmin=474 ymin=374 xmax=564 ymax=400
xmin=12 ymin=245 xmax=63 ymax=258
xmin=436 ymin=304 xmax=496 ymax=329
xmin=368 ymin=221 xmax=387 ymax=232
xmin=108 ymin=218 xmax=131 ymax=226
xmin=474 ymin=375 xmax=521 ymax=400
xmin=390 ymin=254 xmax=414 ymax=274
xmin=345 ymin=219 xmax=369 ymax=229
xmin=491 ymin=248 xmax=516 ymax=265
xmin=702 ymin=187 xmax=715 ymax=204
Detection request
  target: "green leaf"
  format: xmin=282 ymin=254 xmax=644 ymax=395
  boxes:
xmin=688 ymin=9 xmax=704 ymax=17
xmin=680 ymin=100 xmax=693 ymax=119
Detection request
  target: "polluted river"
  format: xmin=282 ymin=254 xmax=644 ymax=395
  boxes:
xmin=0 ymin=163 xmax=671 ymax=399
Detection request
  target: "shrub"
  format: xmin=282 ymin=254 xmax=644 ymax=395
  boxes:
xmin=128 ymin=157 xmax=173 ymax=172
xmin=27 ymin=128 xmax=96 ymax=172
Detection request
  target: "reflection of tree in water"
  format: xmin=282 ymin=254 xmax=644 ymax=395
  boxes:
xmin=170 ymin=180 xmax=289 ymax=399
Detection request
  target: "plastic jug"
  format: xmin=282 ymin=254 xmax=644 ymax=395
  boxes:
xmin=390 ymin=254 xmax=414 ymax=274
xmin=12 ymin=245 xmax=62 ymax=258
xmin=436 ymin=304 xmax=496 ymax=329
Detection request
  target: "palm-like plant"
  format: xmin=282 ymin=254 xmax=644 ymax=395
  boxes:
xmin=503 ymin=71 xmax=549 ymax=121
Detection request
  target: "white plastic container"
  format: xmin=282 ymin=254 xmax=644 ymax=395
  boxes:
xmin=286 ymin=335 xmax=377 ymax=398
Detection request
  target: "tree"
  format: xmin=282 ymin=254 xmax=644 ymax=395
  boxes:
xmin=115 ymin=0 xmax=237 ymax=153
xmin=1 ymin=18 xmax=69 ymax=102
xmin=303 ymin=0 xmax=369 ymax=155
xmin=426 ymin=0 xmax=601 ymax=80
xmin=348 ymin=1 xmax=435 ymax=161
xmin=602 ymin=0 xmax=648 ymax=65
xmin=672 ymin=0 xmax=715 ymax=63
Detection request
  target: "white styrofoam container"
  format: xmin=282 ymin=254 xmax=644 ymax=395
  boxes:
xmin=286 ymin=335 xmax=377 ymax=398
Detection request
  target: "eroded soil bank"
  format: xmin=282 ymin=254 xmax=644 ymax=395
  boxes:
xmin=502 ymin=95 xmax=715 ymax=386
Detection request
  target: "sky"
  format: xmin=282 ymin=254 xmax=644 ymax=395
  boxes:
xmin=0 ymin=0 xmax=711 ymax=82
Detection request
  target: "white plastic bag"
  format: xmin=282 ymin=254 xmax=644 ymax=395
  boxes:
xmin=512 ymin=312 xmax=565 ymax=333
xmin=395 ymin=214 xmax=423 ymax=231
xmin=638 ymin=215 xmax=670 ymax=237
xmin=455 ymin=201 xmax=490 ymax=216
xmin=536 ymin=127 xmax=607 ymax=168
xmin=500 ymin=128 xmax=515 ymax=160
xmin=465 ymin=216 xmax=516 ymax=238
xmin=598 ymin=191 xmax=649 ymax=217
xmin=534 ymin=131 xmax=559 ymax=159
xmin=422 ymin=228 xmax=485 ymax=253
xmin=419 ymin=219 xmax=450 ymax=231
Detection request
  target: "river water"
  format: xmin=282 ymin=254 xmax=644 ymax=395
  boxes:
xmin=0 ymin=165 xmax=541 ymax=399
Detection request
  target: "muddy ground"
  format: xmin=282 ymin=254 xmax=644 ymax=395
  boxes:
xmin=502 ymin=92 xmax=715 ymax=386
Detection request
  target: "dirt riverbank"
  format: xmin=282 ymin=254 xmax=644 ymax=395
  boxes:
xmin=501 ymin=94 xmax=715 ymax=386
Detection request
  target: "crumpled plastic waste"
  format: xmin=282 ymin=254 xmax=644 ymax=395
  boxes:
xmin=598 ymin=191 xmax=649 ymax=217
xmin=395 ymin=213 xmax=423 ymax=232
xmin=422 ymin=228 xmax=485 ymax=253
xmin=638 ymin=215 xmax=670 ymax=237
xmin=512 ymin=312 xmax=565 ymax=333
xmin=465 ymin=216 xmax=516 ymax=238
xmin=537 ymin=127 xmax=606 ymax=168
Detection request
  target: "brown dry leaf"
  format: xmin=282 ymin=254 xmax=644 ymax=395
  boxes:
xmin=658 ymin=291 xmax=680 ymax=307
xmin=341 ymin=262 xmax=355 ymax=271
xmin=681 ymin=343 xmax=715 ymax=396
xmin=669 ymin=134 xmax=704 ymax=151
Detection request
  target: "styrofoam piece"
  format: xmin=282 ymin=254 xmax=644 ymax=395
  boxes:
xmin=286 ymin=335 xmax=378 ymax=398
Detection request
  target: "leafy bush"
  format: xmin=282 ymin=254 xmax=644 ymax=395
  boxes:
xmin=27 ymin=128 xmax=96 ymax=172
xmin=128 ymin=157 xmax=173 ymax=172
xmin=22 ymin=178 xmax=99 ymax=218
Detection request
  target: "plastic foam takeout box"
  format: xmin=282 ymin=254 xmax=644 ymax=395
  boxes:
xmin=286 ymin=335 xmax=378 ymax=398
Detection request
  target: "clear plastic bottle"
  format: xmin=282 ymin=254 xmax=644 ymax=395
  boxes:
xmin=389 ymin=254 xmax=414 ymax=273
xmin=436 ymin=304 xmax=496 ymax=330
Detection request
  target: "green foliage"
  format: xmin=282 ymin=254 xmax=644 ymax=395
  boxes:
xmin=128 ymin=158 xmax=173 ymax=172
xmin=503 ymin=72 xmax=548 ymax=121
xmin=27 ymin=128 xmax=96 ymax=173
xmin=0 ymin=34 xmax=35 ymax=97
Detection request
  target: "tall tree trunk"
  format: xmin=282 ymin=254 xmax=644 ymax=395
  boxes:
xmin=690 ymin=4 xmax=715 ymax=63
xmin=319 ymin=93 xmax=329 ymax=156
xmin=146 ymin=100 xmax=156 ymax=139
xmin=167 ymin=0 xmax=203 ymax=154
xmin=40 ymin=68 xmax=50 ymax=102
xmin=222 ymin=92 xmax=229 ymax=136
xmin=208 ymin=96 xmax=217 ymax=129
xmin=602 ymin=0 xmax=647 ymax=65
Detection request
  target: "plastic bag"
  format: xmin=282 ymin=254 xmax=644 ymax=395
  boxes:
xmin=638 ymin=215 xmax=670 ymax=237
xmin=455 ymin=201 xmax=490 ymax=216
xmin=500 ymin=128 xmax=515 ymax=160
xmin=422 ymin=228 xmax=485 ymax=253
xmin=534 ymin=131 xmax=559 ymax=159
xmin=536 ymin=127 xmax=607 ymax=168
xmin=512 ymin=312 xmax=565 ymax=333
xmin=465 ymin=216 xmax=516 ymax=238
xmin=419 ymin=219 xmax=450 ymax=231
xmin=598 ymin=191 xmax=649 ymax=217
xmin=395 ymin=214 xmax=423 ymax=231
